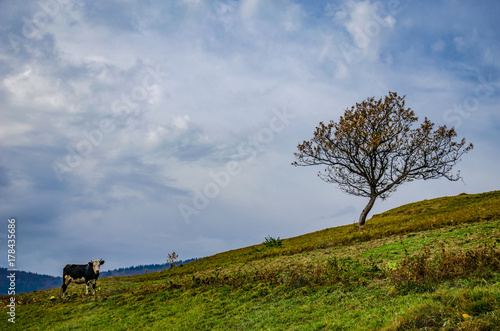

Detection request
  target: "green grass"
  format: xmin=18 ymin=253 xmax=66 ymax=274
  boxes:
xmin=2 ymin=190 xmax=500 ymax=330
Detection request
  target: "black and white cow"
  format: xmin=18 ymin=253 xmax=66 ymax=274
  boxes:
xmin=61 ymin=259 xmax=105 ymax=297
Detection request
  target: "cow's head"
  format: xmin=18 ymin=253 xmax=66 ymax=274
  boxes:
xmin=89 ymin=259 xmax=105 ymax=275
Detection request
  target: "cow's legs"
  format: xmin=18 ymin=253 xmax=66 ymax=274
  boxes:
xmin=61 ymin=278 xmax=70 ymax=297
xmin=86 ymin=279 xmax=97 ymax=295
xmin=85 ymin=282 xmax=90 ymax=295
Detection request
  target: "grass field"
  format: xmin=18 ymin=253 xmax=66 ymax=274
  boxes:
xmin=2 ymin=191 xmax=500 ymax=330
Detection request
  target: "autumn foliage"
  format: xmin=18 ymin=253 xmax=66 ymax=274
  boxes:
xmin=293 ymin=92 xmax=473 ymax=226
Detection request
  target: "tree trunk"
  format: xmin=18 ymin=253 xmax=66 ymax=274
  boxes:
xmin=359 ymin=194 xmax=377 ymax=226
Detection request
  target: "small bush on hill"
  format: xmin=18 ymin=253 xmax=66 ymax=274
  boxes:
xmin=263 ymin=236 xmax=283 ymax=248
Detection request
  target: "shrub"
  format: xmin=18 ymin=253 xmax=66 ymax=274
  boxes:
xmin=389 ymin=244 xmax=500 ymax=293
xmin=263 ymin=236 xmax=283 ymax=248
xmin=167 ymin=251 xmax=179 ymax=269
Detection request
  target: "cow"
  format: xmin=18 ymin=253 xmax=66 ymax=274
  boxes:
xmin=61 ymin=259 xmax=105 ymax=297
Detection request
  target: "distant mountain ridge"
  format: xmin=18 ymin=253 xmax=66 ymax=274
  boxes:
xmin=0 ymin=258 xmax=197 ymax=295
xmin=100 ymin=258 xmax=197 ymax=278
xmin=0 ymin=268 xmax=61 ymax=295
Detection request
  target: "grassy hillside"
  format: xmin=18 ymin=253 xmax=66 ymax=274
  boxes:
xmin=2 ymin=191 xmax=500 ymax=330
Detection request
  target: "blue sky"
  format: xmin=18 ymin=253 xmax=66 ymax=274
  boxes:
xmin=1 ymin=0 xmax=499 ymax=276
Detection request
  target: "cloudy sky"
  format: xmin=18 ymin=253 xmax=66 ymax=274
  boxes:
xmin=1 ymin=0 xmax=499 ymax=276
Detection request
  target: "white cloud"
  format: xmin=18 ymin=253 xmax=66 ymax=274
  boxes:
xmin=281 ymin=3 xmax=303 ymax=32
xmin=3 ymin=66 xmax=66 ymax=107
xmin=453 ymin=36 xmax=467 ymax=52
xmin=144 ymin=124 xmax=168 ymax=147
xmin=1 ymin=0 xmax=499 ymax=275
xmin=337 ymin=0 xmax=397 ymax=62
xmin=240 ymin=0 xmax=260 ymax=21
xmin=173 ymin=115 xmax=190 ymax=130
xmin=432 ymin=39 xmax=446 ymax=52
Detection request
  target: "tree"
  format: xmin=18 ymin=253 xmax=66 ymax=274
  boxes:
xmin=167 ymin=251 xmax=179 ymax=269
xmin=292 ymin=92 xmax=473 ymax=226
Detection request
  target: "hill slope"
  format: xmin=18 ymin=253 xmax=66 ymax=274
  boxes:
xmin=1 ymin=191 xmax=500 ymax=330
xmin=0 ymin=259 xmax=198 ymax=295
